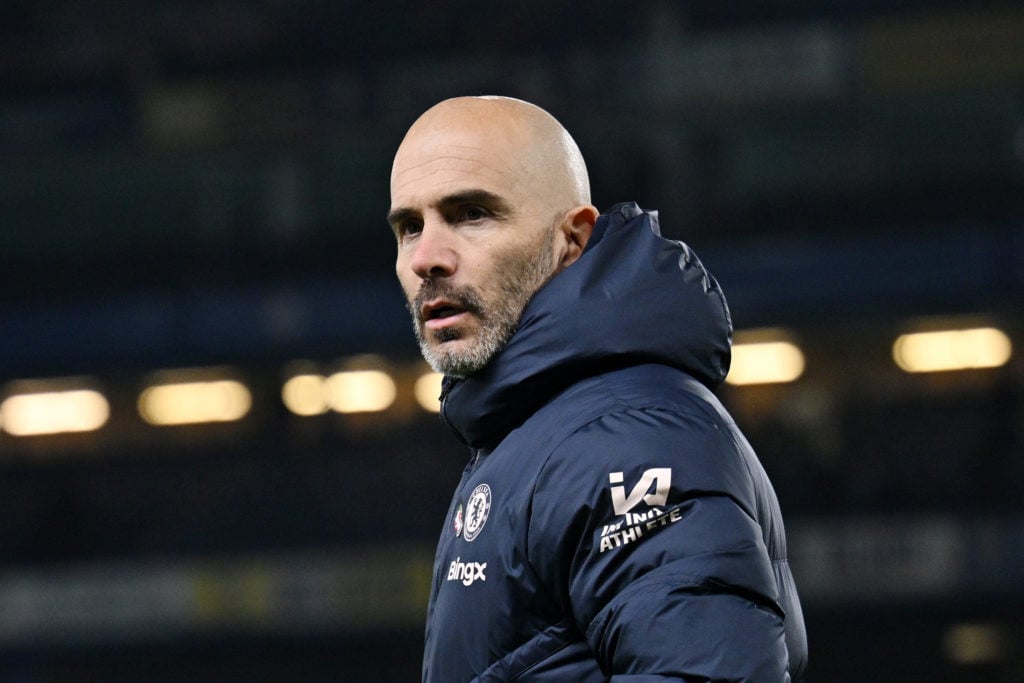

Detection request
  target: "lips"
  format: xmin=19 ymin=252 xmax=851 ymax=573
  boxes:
xmin=427 ymin=304 xmax=461 ymax=319
xmin=421 ymin=300 xmax=469 ymax=327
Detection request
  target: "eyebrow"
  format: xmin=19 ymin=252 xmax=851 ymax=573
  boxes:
xmin=386 ymin=188 xmax=512 ymax=228
xmin=385 ymin=206 xmax=418 ymax=231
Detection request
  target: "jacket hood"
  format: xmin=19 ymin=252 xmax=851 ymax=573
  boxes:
xmin=440 ymin=202 xmax=733 ymax=448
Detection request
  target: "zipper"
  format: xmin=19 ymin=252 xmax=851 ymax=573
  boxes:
xmin=438 ymin=375 xmax=469 ymax=444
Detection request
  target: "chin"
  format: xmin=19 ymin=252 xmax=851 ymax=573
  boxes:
xmin=432 ymin=338 xmax=470 ymax=360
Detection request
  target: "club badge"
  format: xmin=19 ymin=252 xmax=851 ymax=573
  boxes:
xmin=462 ymin=483 xmax=492 ymax=542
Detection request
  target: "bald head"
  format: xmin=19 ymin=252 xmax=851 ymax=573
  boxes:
xmin=391 ymin=96 xmax=591 ymax=214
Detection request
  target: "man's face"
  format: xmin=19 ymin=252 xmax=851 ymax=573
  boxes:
xmin=389 ymin=124 xmax=561 ymax=377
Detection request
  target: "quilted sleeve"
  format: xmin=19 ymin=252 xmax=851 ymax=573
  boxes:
xmin=528 ymin=407 xmax=793 ymax=681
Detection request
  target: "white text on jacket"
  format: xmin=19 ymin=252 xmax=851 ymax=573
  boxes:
xmin=447 ymin=557 xmax=487 ymax=586
xmin=599 ymin=507 xmax=683 ymax=552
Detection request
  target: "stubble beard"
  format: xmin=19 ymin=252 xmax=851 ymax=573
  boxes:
xmin=409 ymin=229 xmax=557 ymax=378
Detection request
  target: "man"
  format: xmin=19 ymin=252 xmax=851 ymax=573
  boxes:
xmin=388 ymin=96 xmax=807 ymax=682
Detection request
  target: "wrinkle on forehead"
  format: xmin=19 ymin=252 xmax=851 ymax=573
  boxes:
xmin=391 ymin=149 xmax=524 ymax=209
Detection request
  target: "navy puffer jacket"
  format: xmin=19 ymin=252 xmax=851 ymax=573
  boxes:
xmin=424 ymin=203 xmax=807 ymax=682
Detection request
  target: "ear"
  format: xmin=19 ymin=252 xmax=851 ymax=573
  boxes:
xmin=556 ymin=204 xmax=598 ymax=271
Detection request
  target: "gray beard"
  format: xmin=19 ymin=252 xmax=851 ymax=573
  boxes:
xmin=410 ymin=230 xmax=557 ymax=378
xmin=412 ymin=283 xmax=507 ymax=378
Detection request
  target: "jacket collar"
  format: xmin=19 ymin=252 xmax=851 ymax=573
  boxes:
xmin=440 ymin=202 xmax=732 ymax=449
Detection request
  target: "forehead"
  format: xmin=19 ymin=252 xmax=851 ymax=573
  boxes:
xmin=390 ymin=125 xmax=527 ymax=208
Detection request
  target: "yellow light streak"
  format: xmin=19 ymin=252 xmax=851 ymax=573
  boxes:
xmin=893 ymin=327 xmax=1012 ymax=373
xmin=1 ymin=389 xmax=110 ymax=436
xmin=414 ymin=372 xmax=443 ymax=413
xmin=138 ymin=380 xmax=251 ymax=425
xmin=726 ymin=341 xmax=806 ymax=386
xmin=326 ymin=370 xmax=396 ymax=413
xmin=281 ymin=374 xmax=330 ymax=416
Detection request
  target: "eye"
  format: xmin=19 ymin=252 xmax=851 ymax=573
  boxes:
xmin=395 ymin=219 xmax=423 ymax=240
xmin=458 ymin=205 xmax=490 ymax=222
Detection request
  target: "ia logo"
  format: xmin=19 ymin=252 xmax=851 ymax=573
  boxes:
xmin=608 ymin=468 xmax=672 ymax=515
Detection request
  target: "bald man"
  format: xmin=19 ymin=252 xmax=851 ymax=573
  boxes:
xmin=389 ymin=96 xmax=597 ymax=378
xmin=389 ymin=97 xmax=807 ymax=682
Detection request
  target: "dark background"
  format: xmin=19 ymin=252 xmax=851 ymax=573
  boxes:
xmin=1 ymin=1 xmax=1023 ymax=681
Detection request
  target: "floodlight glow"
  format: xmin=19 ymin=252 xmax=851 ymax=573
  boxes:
xmin=282 ymin=374 xmax=330 ymax=416
xmin=0 ymin=389 xmax=110 ymax=436
xmin=944 ymin=623 xmax=1008 ymax=665
xmin=326 ymin=370 xmax=396 ymax=413
xmin=414 ymin=372 xmax=444 ymax=413
xmin=138 ymin=380 xmax=251 ymax=425
xmin=893 ymin=327 xmax=1011 ymax=373
xmin=726 ymin=341 xmax=805 ymax=386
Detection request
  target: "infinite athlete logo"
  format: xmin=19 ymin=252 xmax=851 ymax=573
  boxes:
xmin=609 ymin=468 xmax=671 ymax=515
xmin=600 ymin=468 xmax=679 ymax=553
xmin=462 ymin=483 xmax=491 ymax=542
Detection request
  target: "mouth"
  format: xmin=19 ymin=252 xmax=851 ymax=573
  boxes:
xmin=421 ymin=300 xmax=471 ymax=328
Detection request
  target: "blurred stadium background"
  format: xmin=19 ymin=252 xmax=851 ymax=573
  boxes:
xmin=1 ymin=1 xmax=1023 ymax=681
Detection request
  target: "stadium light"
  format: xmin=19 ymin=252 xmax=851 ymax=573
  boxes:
xmin=414 ymin=371 xmax=443 ymax=413
xmin=281 ymin=374 xmax=330 ymax=416
xmin=138 ymin=378 xmax=251 ymax=426
xmin=0 ymin=386 xmax=110 ymax=436
xmin=726 ymin=333 xmax=806 ymax=386
xmin=326 ymin=370 xmax=396 ymax=413
xmin=893 ymin=327 xmax=1012 ymax=373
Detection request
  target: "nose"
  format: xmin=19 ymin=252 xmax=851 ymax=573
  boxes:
xmin=408 ymin=220 xmax=457 ymax=280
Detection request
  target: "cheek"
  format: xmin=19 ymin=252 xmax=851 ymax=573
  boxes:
xmin=395 ymin=261 xmax=417 ymax=300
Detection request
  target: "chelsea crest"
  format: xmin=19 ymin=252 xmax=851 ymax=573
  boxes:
xmin=463 ymin=483 xmax=492 ymax=542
